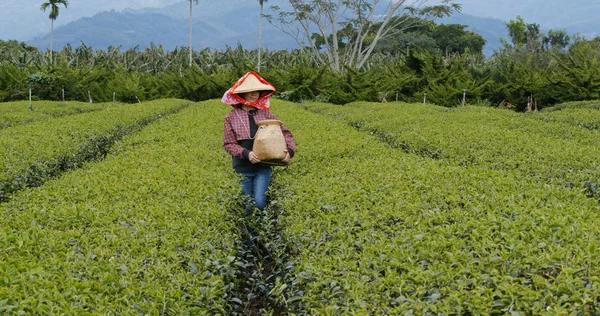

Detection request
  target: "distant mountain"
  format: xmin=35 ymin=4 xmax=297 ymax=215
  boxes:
xmin=1 ymin=0 xmax=182 ymax=42
xmin=25 ymin=4 xmax=509 ymax=56
xmin=459 ymin=0 xmax=599 ymax=36
xmin=26 ymin=2 xmax=298 ymax=52
xmin=28 ymin=10 xmax=215 ymax=51
xmin=451 ymin=0 xmax=600 ymax=56
xmin=459 ymin=0 xmax=599 ymax=43
xmin=11 ymin=0 xmax=600 ymax=56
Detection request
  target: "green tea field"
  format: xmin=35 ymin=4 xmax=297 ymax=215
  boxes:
xmin=1 ymin=99 xmax=599 ymax=314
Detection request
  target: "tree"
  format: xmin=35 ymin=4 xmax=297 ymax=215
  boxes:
xmin=506 ymin=16 xmax=527 ymax=48
xmin=548 ymin=37 xmax=600 ymax=102
xmin=504 ymin=16 xmax=569 ymax=54
xmin=491 ymin=51 xmax=550 ymax=110
xmin=544 ymin=29 xmax=570 ymax=51
xmin=524 ymin=22 xmax=543 ymax=53
xmin=40 ymin=0 xmax=69 ymax=64
xmin=189 ymin=0 xmax=199 ymax=68
xmin=258 ymin=0 xmax=268 ymax=72
xmin=496 ymin=16 xmax=571 ymax=108
xmin=270 ymin=0 xmax=460 ymax=72
xmin=413 ymin=51 xmax=491 ymax=107
xmin=373 ymin=17 xmax=437 ymax=55
xmin=431 ymin=24 xmax=486 ymax=55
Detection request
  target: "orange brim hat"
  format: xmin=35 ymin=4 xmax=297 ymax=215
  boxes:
xmin=221 ymin=71 xmax=276 ymax=110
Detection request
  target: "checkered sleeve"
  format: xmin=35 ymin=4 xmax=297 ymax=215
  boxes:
xmin=280 ymin=123 xmax=296 ymax=157
xmin=223 ymin=115 xmax=246 ymax=159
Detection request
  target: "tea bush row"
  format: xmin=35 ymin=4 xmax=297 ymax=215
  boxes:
xmin=0 ymin=101 xmax=108 ymax=130
xmin=272 ymin=101 xmax=600 ymax=314
xmin=0 ymin=101 xmax=241 ymax=314
xmin=0 ymin=99 xmax=187 ymax=201
xmin=302 ymin=102 xmax=600 ymax=194
xmin=529 ymin=107 xmax=600 ymax=131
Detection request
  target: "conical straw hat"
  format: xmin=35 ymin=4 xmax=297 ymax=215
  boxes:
xmin=232 ymin=72 xmax=275 ymax=94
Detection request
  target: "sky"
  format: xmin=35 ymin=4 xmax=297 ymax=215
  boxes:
xmin=1 ymin=1 xmax=596 ymax=43
xmin=1 ymin=0 xmax=183 ymax=41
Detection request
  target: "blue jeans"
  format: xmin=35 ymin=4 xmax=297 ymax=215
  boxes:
xmin=239 ymin=167 xmax=272 ymax=211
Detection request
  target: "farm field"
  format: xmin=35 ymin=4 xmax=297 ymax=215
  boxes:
xmin=531 ymin=106 xmax=600 ymax=131
xmin=0 ymin=100 xmax=239 ymax=313
xmin=302 ymin=102 xmax=600 ymax=194
xmin=0 ymin=99 xmax=187 ymax=202
xmin=0 ymin=101 xmax=109 ymax=130
xmin=277 ymin=102 xmax=600 ymax=313
xmin=1 ymin=99 xmax=599 ymax=314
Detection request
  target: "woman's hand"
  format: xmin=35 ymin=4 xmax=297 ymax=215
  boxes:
xmin=248 ymin=151 xmax=261 ymax=164
xmin=282 ymin=150 xmax=291 ymax=163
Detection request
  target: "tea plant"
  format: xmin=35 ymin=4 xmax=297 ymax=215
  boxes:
xmin=302 ymin=101 xmax=600 ymax=195
xmin=0 ymin=101 xmax=241 ymax=313
xmin=0 ymin=99 xmax=187 ymax=201
xmin=0 ymin=101 xmax=108 ymax=130
xmin=271 ymin=100 xmax=600 ymax=314
xmin=2 ymin=98 xmax=600 ymax=314
xmin=529 ymin=107 xmax=600 ymax=131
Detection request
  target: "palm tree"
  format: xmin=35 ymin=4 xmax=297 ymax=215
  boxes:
xmin=189 ymin=0 xmax=198 ymax=68
xmin=40 ymin=0 xmax=69 ymax=64
xmin=257 ymin=0 xmax=268 ymax=72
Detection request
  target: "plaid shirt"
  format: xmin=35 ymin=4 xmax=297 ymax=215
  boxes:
xmin=224 ymin=107 xmax=296 ymax=159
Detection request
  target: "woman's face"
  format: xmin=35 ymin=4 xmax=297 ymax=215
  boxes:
xmin=240 ymin=91 xmax=260 ymax=102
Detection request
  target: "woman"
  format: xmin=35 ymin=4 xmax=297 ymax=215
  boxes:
xmin=222 ymin=71 xmax=296 ymax=211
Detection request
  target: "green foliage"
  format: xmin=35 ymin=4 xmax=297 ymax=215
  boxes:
xmin=1 ymin=98 xmax=600 ymax=313
xmin=547 ymin=40 xmax=600 ymax=102
xmin=543 ymin=100 xmax=600 ymax=112
xmin=0 ymin=100 xmax=239 ymax=313
xmin=490 ymin=52 xmax=551 ymax=109
xmin=301 ymin=101 xmax=600 ymax=190
xmin=273 ymin=100 xmax=600 ymax=314
xmin=40 ymin=0 xmax=69 ymax=21
xmin=0 ymin=100 xmax=187 ymax=201
xmin=157 ymin=67 xmax=230 ymax=102
xmin=270 ymin=0 xmax=460 ymax=71
xmin=272 ymin=63 xmax=334 ymax=103
xmin=503 ymin=15 xmax=571 ymax=55
xmin=506 ymin=15 xmax=528 ymax=47
xmin=375 ymin=31 xmax=438 ymax=55
xmin=374 ymin=17 xmax=486 ymax=56
xmin=106 ymin=71 xmax=146 ymax=103
xmin=1 ymin=26 xmax=600 ymax=109
xmin=0 ymin=101 xmax=106 ymax=129
xmin=531 ymin=103 xmax=600 ymax=131
xmin=413 ymin=51 xmax=491 ymax=107
xmin=431 ymin=24 xmax=486 ymax=55
xmin=0 ymin=64 xmax=29 ymax=101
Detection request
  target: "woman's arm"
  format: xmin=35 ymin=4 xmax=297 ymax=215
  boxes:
xmin=280 ymin=124 xmax=296 ymax=158
xmin=223 ymin=117 xmax=247 ymax=159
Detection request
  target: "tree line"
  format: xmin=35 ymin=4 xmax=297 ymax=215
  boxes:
xmin=1 ymin=12 xmax=599 ymax=110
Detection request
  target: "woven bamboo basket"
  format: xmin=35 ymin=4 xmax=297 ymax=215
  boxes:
xmin=253 ymin=119 xmax=288 ymax=166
